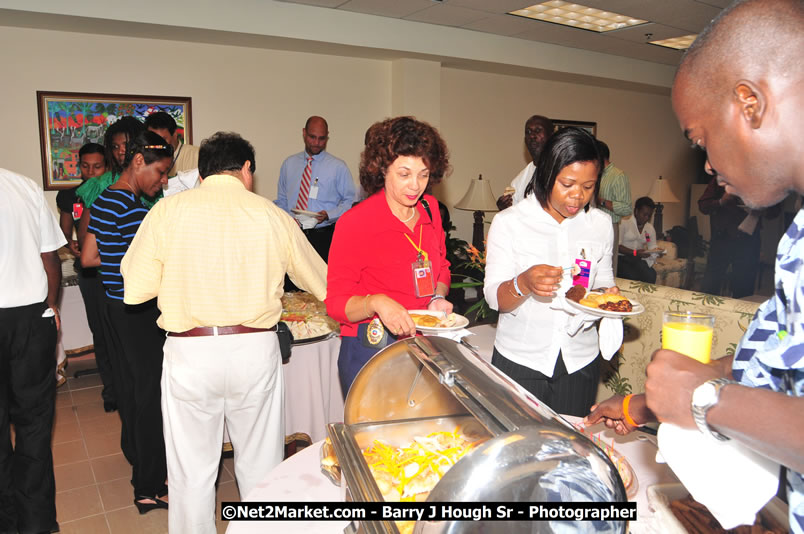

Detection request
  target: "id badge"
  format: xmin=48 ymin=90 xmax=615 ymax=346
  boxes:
xmin=411 ymin=259 xmax=435 ymax=297
xmin=572 ymin=258 xmax=592 ymax=289
xmin=309 ymin=180 xmax=319 ymax=200
xmin=72 ymin=202 xmax=84 ymax=220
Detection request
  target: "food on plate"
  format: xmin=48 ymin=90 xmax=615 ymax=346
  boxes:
xmin=409 ymin=312 xmax=458 ymax=329
xmin=280 ymin=291 xmax=339 ymax=340
xmin=573 ymin=290 xmax=634 ymax=312
xmin=669 ymin=495 xmax=786 ymax=533
xmin=565 ymin=285 xmax=586 ymax=303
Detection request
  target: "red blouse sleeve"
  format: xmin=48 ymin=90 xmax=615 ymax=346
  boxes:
xmin=324 ymin=212 xmax=365 ymax=324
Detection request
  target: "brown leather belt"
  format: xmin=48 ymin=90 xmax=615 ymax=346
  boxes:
xmin=167 ymin=325 xmax=277 ymax=337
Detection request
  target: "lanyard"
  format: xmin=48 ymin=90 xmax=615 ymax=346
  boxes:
xmin=404 ymin=225 xmax=429 ymax=262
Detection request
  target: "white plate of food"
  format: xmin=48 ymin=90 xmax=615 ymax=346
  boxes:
xmin=564 ymin=289 xmax=644 ymax=318
xmin=408 ymin=310 xmax=470 ymax=333
xmin=291 ymin=208 xmax=320 ymax=217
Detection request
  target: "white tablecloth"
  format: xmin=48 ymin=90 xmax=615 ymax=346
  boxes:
xmin=282 ymin=336 xmax=344 ymax=442
xmin=57 ymin=282 xmax=94 ymax=362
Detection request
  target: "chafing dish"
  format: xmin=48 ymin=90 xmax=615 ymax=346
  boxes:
xmin=325 ymin=336 xmax=627 ymax=534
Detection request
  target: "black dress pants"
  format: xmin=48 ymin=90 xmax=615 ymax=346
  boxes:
xmin=76 ymin=267 xmax=115 ymax=404
xmin=617 ymin=254 xmax=657 ymax=284
xmin=491 ymin=348 xmax=601 ymax=417
xmin=102 ymin=298 xmax=167 ymax=499
xmin=0 ymin=302 xmax=57 ymax=534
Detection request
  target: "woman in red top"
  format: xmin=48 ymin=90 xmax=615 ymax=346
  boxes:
xmin=326 ymin=117 xmax=452 ymax=395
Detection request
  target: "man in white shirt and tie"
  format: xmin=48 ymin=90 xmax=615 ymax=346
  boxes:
xmin=275 ymin=116 xmax=356 ymax=262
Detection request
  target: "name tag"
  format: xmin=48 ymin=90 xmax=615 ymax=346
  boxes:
xmin=309 ymin=179 xmax=319 ymax=200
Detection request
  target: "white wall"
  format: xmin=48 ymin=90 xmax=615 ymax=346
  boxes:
xmin=0 ymin=25 xmax=390 ymax=207
xmin=438 ymin=68 xmax=698 ymax=240
xmin=0 ymin=23 xmax=698 ymax=246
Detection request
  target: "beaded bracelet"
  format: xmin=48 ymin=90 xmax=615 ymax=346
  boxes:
xmin=622 ymin=394 xmax=639 ymax=427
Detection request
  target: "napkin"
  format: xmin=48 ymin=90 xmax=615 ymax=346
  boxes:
xmin=550 ymin=297 xmax=623 ymax=360
xmin=657 ymin=423 xmax=779 ymax=529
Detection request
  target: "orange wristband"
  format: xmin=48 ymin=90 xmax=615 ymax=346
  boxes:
xmin=622 ymin=394 xmax=639 ymax=427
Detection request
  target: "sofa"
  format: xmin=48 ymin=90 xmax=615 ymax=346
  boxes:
xmin=596 ymin=277 xmax=763 ymax=401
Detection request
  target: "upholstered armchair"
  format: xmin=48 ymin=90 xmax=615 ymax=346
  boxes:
xmin=653 ymin=240 xmax=687 ymax=288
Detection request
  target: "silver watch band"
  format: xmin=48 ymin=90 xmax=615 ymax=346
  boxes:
xmin=692 ymin=378 xmax=738 ymax=441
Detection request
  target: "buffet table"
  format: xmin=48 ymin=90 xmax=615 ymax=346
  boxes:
xmin=228 ymin=420 xmax=678 ymax=534
xmin=228 ymin=325 xmax=679 ymax=534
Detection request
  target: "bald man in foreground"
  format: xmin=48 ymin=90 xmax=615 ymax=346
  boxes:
xmin=586 ymin=1 xmax=803 ymax=531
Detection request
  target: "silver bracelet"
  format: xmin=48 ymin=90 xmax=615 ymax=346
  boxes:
xmin=512 ymin=275 xmax=525 ymax=297
xmin=428 ymin=294 xmax=446 ymax=306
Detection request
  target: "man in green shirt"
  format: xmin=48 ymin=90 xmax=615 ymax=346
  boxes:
xmin=596 ymin=140 xmax=632 ymax=276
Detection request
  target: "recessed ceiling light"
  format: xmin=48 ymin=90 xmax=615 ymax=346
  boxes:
xmin=649 ymin=34 xmax=698 ymax=50
xmin=510 ymin=1 xmax=648 ymax=33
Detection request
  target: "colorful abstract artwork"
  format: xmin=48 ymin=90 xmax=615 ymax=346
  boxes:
xmin=37 ymin=91 xmax=192 ymax=190
xmin=552 ymin=119 xmax=597 ymax=137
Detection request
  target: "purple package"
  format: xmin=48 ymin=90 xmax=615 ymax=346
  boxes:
xmin=572 ymin=259 xmax=592 ymax=288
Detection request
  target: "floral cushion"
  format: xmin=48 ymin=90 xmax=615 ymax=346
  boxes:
xmin=597 ymin=278 xmax=762 ymax=401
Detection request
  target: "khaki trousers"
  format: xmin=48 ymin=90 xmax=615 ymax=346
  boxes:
xmin=162 ymin=331 xmax=284 ymax=534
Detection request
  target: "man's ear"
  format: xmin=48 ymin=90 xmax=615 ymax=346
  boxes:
xmin=733 ymin=79 xmax=765 ymax=129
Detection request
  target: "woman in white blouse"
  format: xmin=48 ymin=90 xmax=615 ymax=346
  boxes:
xmin=484 ymin=127 xmax=617 ymax=416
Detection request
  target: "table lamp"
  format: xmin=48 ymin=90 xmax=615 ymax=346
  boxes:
xmin=647 ymin=175 xmax=680 ymax=237
xmin=454 ymin=174 xmax=498 ymax=251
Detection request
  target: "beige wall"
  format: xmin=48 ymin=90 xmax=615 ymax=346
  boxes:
xmin=0 ymin=24 xmax=697 ymax=246
xmin=0 ymin=25 xmax=390 ymax=210
xmin=438 ymin=68 xmax=698 ymax=241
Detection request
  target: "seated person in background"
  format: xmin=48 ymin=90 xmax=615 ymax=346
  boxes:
xmin=617 ymin=196 xmax=658 ymax=284
xmin=144 ymin=111 xmax=200 ymax=196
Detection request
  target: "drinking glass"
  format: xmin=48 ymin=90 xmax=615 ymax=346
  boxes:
xmin=662 ymin=312 xmax=715 ymax=363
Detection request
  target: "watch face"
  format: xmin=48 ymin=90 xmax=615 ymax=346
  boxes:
xmin=692 ymin=382 xmax=717 ymax=407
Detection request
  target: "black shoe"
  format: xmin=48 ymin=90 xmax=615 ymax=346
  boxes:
xmin=103 ymin=400 xmax=117 ymax=413
xmin=134 ymin=496 xmax=168 ymax=515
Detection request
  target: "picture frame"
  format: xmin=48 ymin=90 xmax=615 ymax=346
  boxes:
xmin=36 ymin=91 xmax=192 ymax=190
xmin=551 ymin=119 xmax=597 ymax=137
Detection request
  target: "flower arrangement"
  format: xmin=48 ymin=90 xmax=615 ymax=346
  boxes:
xmin=450 ymin=243 xmax=495 ymax=320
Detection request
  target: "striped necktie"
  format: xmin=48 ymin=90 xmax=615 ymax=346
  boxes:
xmin=295 ymin=156 xmax=313 ymax=210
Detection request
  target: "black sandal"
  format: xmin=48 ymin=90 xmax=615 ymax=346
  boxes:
xmin=134 ymin=496 xmax=168 ymax=515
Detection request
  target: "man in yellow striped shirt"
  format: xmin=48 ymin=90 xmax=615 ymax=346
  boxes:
xmin=121 ymin=132 xmax=327 ymax=534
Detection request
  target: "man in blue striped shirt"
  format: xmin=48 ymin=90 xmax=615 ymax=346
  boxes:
xmin=275 ymin=116 xmax=356 ymax=262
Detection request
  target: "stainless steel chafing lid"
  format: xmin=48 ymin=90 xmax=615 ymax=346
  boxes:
xmin=345 ymin=336 xmax=567 ymax=435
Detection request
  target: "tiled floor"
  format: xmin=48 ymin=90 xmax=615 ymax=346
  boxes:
xmin=50 ymin=371 xmax=239 ymax=533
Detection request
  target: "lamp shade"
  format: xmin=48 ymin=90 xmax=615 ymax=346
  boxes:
xmin=455 ymin=174 xmax=498 ymax=212
xmin=647 ymin=175 xmax=680 ymax=203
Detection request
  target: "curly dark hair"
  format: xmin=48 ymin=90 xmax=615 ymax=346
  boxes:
xmin=359 ymin=116 xmax=450 ymax=196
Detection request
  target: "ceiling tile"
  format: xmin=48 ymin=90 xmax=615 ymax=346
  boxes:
xmin=276 ymin=0 xmax=349 ymax=8
xmin=460 ymin=13 xmax=537 ymax=36
xmin=403 ymin=4 xmax=490 ymax=27
xmin=440 ymin=0 xmax=534 ymax=14
xmin=338 ymin=0 xmax=433 ymax=18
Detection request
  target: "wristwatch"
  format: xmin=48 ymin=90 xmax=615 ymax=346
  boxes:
xmin=691 ymin=378 xmax=738 ymax=441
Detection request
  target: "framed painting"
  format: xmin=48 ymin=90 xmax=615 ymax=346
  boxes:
xmin=37 ymin=91 xmax=192 ymax=190
xmin=552 ymin=119 xmax=597 ymax=137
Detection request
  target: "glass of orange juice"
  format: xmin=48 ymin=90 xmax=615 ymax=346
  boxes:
xmin=662 ymin=312 xmax=715 ymax=363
